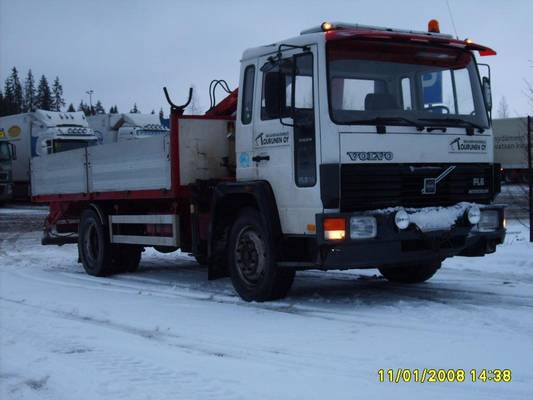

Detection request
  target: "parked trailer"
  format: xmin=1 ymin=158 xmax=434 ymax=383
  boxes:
xmin=0 ymin=110 xmax=98 ymax=199
xmin=88 ymin=113 xmax=169 ymax=144
xmin=493 ymin=117 xmax=532 ymax=183
xmin=34 ymin=21 xmax=506 ymax=301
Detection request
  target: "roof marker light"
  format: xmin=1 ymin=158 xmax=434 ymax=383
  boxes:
xmin=321 ymin=21 xmax=333 ymax=32
xmin=428 ymin=19 xmax=440 ymax=33
xmin=465 ymin=38 xmax=473 ymax=44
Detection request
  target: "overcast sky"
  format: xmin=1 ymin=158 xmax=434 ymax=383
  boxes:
xmin=1 ymin=0 xmax=532 ymax=116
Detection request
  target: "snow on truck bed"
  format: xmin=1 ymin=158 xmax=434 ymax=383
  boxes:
xmin=1 ymin=206 xmax=532 ymax=399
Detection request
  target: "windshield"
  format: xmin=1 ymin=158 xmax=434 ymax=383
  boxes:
xmin=53 ymin=140 xmax=97 ymax=153
xmin=0 ymin=142 xmax=11 ymax=161
xmin=327 ymin=40 xmax=489 ymax=129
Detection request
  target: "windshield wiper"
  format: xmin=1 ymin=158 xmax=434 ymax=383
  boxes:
xmin=418 ymin=117 xmax=485 ymax=133
xmin=345 ymin=116 xmax=424 ymax=131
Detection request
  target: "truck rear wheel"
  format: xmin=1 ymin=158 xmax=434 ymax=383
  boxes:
xmin=228 ymin=208 xmax=294 ymax=302
xmin=379 ymin=260 xmax=441 ymax=284
xmin=78 ymin=209 xmax=115 ymax=276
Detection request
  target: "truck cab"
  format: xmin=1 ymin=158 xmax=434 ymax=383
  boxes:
xmin=225 ymin=21 xmax=504 ymax=299
xmin=0 ymin=140 xmax=15 ymax=203
xmin=34 ymin=109 xmax=98 ymax=155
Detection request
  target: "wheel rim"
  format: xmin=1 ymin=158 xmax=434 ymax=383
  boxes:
xmin=83 ymin=223 xmax=100 ymax=265
xmin=234 ymin=226 xmax=266 ymax=286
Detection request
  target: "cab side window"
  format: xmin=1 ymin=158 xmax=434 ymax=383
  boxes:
xmin=241 ymin=65 xmax=255 ymax=125
xmin=261 ymin=59 xmax=292 ymax=120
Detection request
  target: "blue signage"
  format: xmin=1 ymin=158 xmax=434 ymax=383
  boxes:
xmin=422 ymin=72 xmax=443 ymax=104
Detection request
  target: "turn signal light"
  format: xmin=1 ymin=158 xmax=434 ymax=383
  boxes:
xmin=324 ymin=217 xmax=346 ymax=240
xmin=428 ymin=19 xmax=440 ymax=33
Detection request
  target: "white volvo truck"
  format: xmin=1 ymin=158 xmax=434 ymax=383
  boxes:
xmin=0 ymin=110 xmax=98 ymax=199
xmin=32 ymin=21 xmax=505 ymax=301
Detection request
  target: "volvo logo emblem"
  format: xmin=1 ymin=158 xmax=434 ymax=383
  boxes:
xmin=422 ymin=166 xmax=456 ymax=195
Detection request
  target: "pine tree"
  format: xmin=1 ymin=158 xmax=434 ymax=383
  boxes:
xmin=3 ymin=77 xmax=15 ymax=115
xmin=0 ymin=90 xmax=5 ymax=116
xmin=23 ymin=69 xmax=36 ymax=112
xmin=130 ymin=103 xmax=139 ymax=113
xmin=151 ymin=109 xmax=155 ymax=114
xmin=78 ymin=100 xmax=90 ymax=116
xmin=36 ymin=75 xmax=53 ymax=110
xmin=95 ymin=100 xmax=105 ymax=114
xmin=51 ymin=76 xmax=65 ymax=111
xmin=67 ymin=103 xmax=75 ymax=112
xmin=159 ymin=107 xmax=164 ymax=120
xmin=109 ymin=105 xmax=119 ymax=114
xmin=10 ymin=67 xmax=23 ymax=113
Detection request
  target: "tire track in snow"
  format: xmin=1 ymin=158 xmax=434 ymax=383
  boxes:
xmin=1 ymin=298 xmax=245 ymax=400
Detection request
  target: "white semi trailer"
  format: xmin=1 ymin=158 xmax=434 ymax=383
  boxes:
xmin=88 ymin=113 xmax=169 ymax=144
xmin=493 ymin=117 xmax=532 ymax=183
xmin=0 ymin=110 xmax=98 ymax=198
xmin=32 ymin=21 xmax=506 ymax=301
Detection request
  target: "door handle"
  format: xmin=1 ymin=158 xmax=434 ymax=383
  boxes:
xmin=252 ymin=155 xmax=270 ymax=162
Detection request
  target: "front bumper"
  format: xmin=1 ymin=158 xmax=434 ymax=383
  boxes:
xmin=313 ymin=204 xmax=505 ymax=270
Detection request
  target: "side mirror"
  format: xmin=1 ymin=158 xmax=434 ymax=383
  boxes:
xmin=9 ymin=143 xmax=16 ymax=160
xmin=482 ymin=77 xmax=492 ymax=111
xmin=264 ymin=71 xmax=282 ymax=118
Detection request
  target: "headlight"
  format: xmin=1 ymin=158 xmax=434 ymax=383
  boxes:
xmin=350 ymin=216 xmax=377 ymax=239
xmin=477 ymin=210 xmax=499 ymax=232
xmin=467 ymin=206 xmax=481 ymax=225
xmin=394 ymin=209 xmax=410 ymax=230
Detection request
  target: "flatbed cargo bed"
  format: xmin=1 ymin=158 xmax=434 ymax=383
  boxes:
xmin=31 ymin=115 xmax=235 ymax=203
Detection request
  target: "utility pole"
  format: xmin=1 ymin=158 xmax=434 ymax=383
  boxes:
xmin=527 ymin=115 xmax=533 ymax=242
xmin=86 ymin=89 xmax=94 ymax=115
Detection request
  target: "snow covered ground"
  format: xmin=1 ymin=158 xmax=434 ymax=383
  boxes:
xmin=1 ymin=205 xmax=532 ymax=399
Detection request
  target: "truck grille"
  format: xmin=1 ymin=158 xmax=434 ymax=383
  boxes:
xmin=340 ymin=163 xmax=497 ymax=212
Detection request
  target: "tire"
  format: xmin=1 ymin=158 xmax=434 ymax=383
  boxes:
xmin=154 ymin=246 xmax=178 ymax=254
xmin=379 ymin=260 xmax=441 ymax=284
xmin=113 ymin=245 xmax=142 ymax=273
xmin=78 ymin=209 xmax=115 ymax=276
xmin=228 ymin=208 xmax=295 ymax=302
xmin=194 ymin=255 xmax=208 ymax=266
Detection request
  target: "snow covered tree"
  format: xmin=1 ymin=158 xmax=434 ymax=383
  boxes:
xmin=67 ymin=103 xmax=75 ymax=112
xmin=36 ymin=75 xmax=53 ymax=110
xmin=95 ymin=100 xmax=105 ymax=114
xmin=51 ymin=76 xmax=65 ymax=111
xmin=2 ymin=77 xmax=15 ymax=115
xmin=2 ymin=67 xmax=24 ymax=115
xmin=497 ymin=96 xmax=510 ymax=118
xmin=0 ymin=91 xmax=5 ymax=116
xmin=130 ymin=103 xmax=140 ymax=113
xmin=23 ymin=69 xmax=36 ymax=112
xmin=159 ymin=107 xmax=164 ymax=119
xmin=78 ymin=100 xmax=91 ymax=116
xmin=10 ymin=67 xmax=23 ymax=113
xmin=185 ymin=84 xmax=201 ymax=115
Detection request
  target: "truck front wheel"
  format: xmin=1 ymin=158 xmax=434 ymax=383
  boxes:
xmin=78 ymin=209 xmax=115 ymax=276
xmin=378 ymin=260 xmax=441 ymax=284
xmin=112 ymin=245 xmax=142 ymax=273
xmin=228 ymin=208 xmax=294 ymax=302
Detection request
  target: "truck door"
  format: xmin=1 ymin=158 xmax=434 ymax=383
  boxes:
xmin=252 ymin=46 xmax=320 ymax=234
